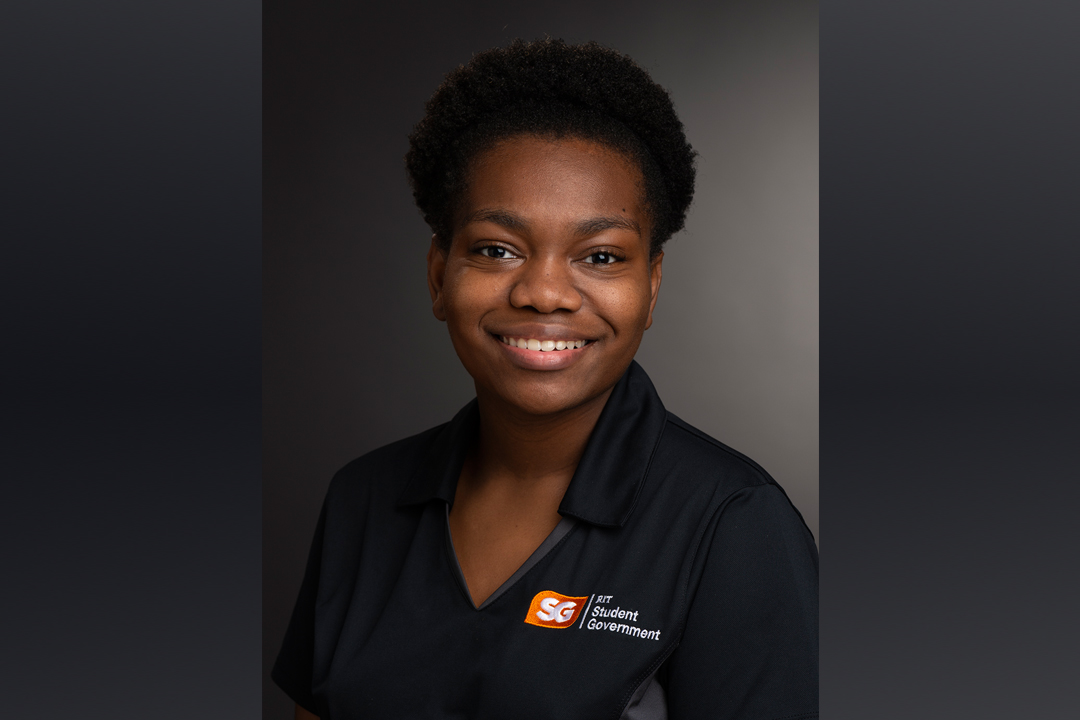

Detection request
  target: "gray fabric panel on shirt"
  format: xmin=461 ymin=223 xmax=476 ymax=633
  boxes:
xmin=443 ymin=507 xmax=578 ymax=610
xmin=621 ymin=671 xmax=668 ymax=720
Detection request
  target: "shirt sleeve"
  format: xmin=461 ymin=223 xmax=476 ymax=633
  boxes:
xmin=662 ymin=483 xmax=819 ymax=720
xmin=271 ymin=505 xmax=326 ymax=716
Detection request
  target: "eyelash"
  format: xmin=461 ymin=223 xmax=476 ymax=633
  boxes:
xmin=477 ymin=245 xmax=516 ymax=259
xmin=474 ymin=245 xmax=625 ymax=265
xmin=583 ymin=251 xmax=623 ymax=265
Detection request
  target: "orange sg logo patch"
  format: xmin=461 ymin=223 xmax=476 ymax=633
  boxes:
xmin=524 ymin=590 xmax=589 ymax=629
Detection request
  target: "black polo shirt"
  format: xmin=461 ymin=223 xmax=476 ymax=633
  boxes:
xmin=273 ymin=361 xmax=818 ymax=720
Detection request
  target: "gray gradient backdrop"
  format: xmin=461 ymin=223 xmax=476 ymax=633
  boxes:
xmin=264 ymin=1 xmax=817 ymax=717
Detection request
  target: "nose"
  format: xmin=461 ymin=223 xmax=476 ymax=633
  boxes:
xmin=509 ymin=255 xmax=582 ymax=314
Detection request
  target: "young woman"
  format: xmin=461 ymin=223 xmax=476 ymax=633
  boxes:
xmin=273 ymin=39 xmax=817 ymax=720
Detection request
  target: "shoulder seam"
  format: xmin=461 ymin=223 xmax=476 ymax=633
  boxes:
xmin=663 ymin=414 xmax=814 ymax=540
xmin=333 ymin=422 xmax=448 ymax=474
xmin=664 ymin=413 xmax=775 ymax=488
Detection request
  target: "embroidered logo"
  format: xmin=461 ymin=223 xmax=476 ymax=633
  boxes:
xmin=524 ymin=590 xmax=589 ymax=628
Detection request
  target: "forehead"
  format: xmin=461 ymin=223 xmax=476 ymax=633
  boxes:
xmin=458 ymin=136 xmax=648 ymax=234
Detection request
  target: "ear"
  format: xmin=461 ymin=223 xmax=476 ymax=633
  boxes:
xmin=644 ymin=251 xmax=663 ymax=330
xmin=427 ymin=236 xmax=448 ymax=322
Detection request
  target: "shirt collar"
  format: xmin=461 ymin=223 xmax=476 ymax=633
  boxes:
xmin=397 ymin=399 xmax=479 ymax=508
xmin=397 ymin=360 xmax=667 ymax=528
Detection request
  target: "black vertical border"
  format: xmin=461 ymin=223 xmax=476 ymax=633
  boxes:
xmin=821 ymin=0 xmax=1079 ymax=717
xmin=2 ymin=0 xmax=262 ymax=717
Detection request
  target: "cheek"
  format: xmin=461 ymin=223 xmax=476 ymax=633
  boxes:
xmin=587 ymin=278 xmax=654 ymax=331
xmin=442 ymin=270 xmax=504 ymax=329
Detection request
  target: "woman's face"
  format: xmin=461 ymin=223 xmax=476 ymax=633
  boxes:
xmin=427 ymin=135 xmax=662 ymax=418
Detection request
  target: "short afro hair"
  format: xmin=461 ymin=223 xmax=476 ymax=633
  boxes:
xmin=405 ymin=39 xmax=696 ymax=256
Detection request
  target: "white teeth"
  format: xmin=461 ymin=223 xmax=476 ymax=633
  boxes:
xmin=502 ymin=336 xmax=588 ymax=351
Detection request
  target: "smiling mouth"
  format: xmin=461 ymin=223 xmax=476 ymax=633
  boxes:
xmin=498 ymin=335 xmax=592 ymax=352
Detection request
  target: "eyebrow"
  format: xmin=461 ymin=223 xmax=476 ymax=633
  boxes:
xmin=574 ymin=216 xmax=641 ymax=237
xmin=465 ymin=208 xmax=529 ymax=231
xmin=465 ymin=208 xmax=641 ymax=237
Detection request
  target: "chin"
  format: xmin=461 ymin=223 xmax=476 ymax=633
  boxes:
xmin=483 ymin=368 xmax=620 ymax=418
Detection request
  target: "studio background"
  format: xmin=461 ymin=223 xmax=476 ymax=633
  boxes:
xmin=264 ymin=1 xmax=817 ymax=716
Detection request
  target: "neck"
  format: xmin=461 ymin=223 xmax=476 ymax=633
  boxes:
xmin=470 ymin=386 xmax=613 ymax=486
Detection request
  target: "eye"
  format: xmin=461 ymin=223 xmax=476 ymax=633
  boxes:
xmin=478 ymin=245 xmax=514 ymax=259
xmin=583 ymin=251 xmax=621 ymax=265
